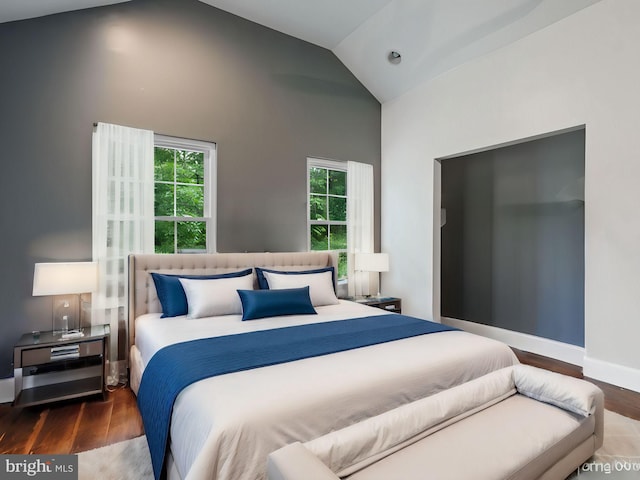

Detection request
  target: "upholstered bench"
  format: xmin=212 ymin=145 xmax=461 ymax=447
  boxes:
xmin=267 ymin=365 xmax=603 ymax=480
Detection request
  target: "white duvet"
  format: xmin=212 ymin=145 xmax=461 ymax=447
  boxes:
xmin=133 ymin=301 xmax=518 ymax=480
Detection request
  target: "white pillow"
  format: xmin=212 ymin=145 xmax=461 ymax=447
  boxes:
xmin=263 ymin=270 xmax=339 ymax=306
xmin=179 ymin=275 xmax=253 ymax=318
xmin=513 ymin=364 xmax=600 ymax=417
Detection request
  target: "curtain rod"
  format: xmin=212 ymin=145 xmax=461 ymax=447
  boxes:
xmin=92 ymin=123 xmax=216 ymax=146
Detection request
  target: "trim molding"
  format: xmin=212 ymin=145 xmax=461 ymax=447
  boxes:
xmin=442 ymin=317 xmax=640 ymax=393
xmin=441 ymin=317 xmax=585 ymax=366
xmin=0 ymin=377 xmax=14 ymax=404
xmin=584 ymin=356 xmax=640 ymax=394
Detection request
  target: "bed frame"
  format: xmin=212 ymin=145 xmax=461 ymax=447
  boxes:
xmin=128 ymin=251 xmax=339 ymax=353
xmin=126 ymin=252 xmax=524 ymax=480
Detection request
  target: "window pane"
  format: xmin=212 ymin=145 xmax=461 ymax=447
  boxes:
xmin=176 ymin=150 xmax=205 ymax=185
xmin=328 ymin=196 xmax=346 ymax=221
xmin=154 ymin=147 xmax=175 ymax=182
xmin=176 ymin=185 xmax=204 ymax=217
xmin=155 ymin=183 xmax=174 ymax=216
xmin=329 ymin=225 xmax=347 ymax=250
xmin=309 ymin=167 xmax=327 ymax=194
xmin=329 ymin=170 xmax=346 ymax=196
xmin=309 ymin=195 xmax=327 ymax=221
xmin=310 ymin=225 xmax=329 ymax=250
xmin=338 ymin=252 xmax=348 ymax=281
xmin=177 ymin=221 xmax=207 ymax=252
xmin=155 ymin=221 xmax=175 ymax=253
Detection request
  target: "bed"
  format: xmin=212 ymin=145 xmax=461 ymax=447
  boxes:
xmin=128 ymin=252 xmax=518 ymax=480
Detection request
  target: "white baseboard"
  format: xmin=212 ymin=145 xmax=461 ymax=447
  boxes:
xmin=442 ymin=317 xmax=640 ymax=393
xmin=584 ymin=356 xmax=640 ymax=394
xmin=0 ymin=377 xmax=15 ymax=404
xmin=441 ymin=317 xmax=585 ymax=366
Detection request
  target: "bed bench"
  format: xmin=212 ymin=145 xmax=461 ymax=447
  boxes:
xmin=267 ymin=365 xmax=603 ymax=480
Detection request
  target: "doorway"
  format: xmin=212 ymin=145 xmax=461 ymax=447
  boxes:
xmin=439 ymin=128 xmax=585 ymax=346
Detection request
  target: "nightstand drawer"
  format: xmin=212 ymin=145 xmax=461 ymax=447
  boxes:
xmin=22 ymin=340 xmax=103 ymax=367
xmin=376 ymin=300 xmax=402 ymax=313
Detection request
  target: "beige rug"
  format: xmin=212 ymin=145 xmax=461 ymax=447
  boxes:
xmin=593 ymin=410 xmax=640 ymax=461
xmin=77 ymin=410 xmax=640 ymax=480
xmin=568 ymin=410 xmax=640 ymax=479
xmin=78 ymin=435 xmax=153 ymax=480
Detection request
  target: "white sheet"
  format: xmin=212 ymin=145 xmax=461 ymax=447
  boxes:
xmin=134 ymin=301 xmax=518 ymax=480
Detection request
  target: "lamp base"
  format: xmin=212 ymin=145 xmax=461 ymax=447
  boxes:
xmin=52 ymin=295 xmax=79 ymax=334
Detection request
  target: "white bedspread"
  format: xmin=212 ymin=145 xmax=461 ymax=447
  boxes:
xmin=135 ymin=301 xmax=390 ymax=366
xmin=134 ymin=301 xmax=518 ymax=480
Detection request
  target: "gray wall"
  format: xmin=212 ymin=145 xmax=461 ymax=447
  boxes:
xmin=0 ymin=0 xmax=381 ymax=378
xmin=441 ymin=129 xmax=585 ymax=346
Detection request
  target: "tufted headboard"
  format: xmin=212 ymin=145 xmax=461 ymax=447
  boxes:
xmin=128 ymin=251 xmax=339 ymax=347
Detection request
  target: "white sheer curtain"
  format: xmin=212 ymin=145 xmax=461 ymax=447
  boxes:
xmin=92 ymin=122 xmax=154 ymax=384
xmin=347 ymin=161 xmax=374 ymax=297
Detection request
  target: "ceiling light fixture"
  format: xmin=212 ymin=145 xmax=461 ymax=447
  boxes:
xmin=388 ymin=51 xmax=402 ymax=65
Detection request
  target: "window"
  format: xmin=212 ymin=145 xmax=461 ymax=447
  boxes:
xmin=307 ymin=158 xmax=347 ymax=280
xmin=154 ymin=135 xmax=216 ymax=253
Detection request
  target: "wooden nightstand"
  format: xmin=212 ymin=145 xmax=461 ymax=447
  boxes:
xmin=352 ymin=297 xmax=402 ymax=314
xmin=13 ymin=324 xmax=109 ymax=407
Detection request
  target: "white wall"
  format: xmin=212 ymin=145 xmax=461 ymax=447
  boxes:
xmin=381 ymin=0 xmax=640 ymax=391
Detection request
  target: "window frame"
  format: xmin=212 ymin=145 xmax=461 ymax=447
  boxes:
xmin=307 ymin=157 xmax=348 ymax=279
xmin=154 ymin=134 xmax=217 ymax=253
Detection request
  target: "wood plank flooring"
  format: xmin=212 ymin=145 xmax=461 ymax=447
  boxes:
xmin=513 ymin=349 xmax=640 ymax=421
xmin=0 ymin=387 xmax=143 ymax=454
xmin=1 ymin=350 xmax=639 ymax=454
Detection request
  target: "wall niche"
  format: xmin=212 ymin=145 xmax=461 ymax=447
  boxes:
xmin=440 ymin=127 xmax=585 ymax=346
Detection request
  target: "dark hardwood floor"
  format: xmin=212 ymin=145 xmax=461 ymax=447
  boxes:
xmin=513 ymin=349 xmax=640 ymax=421
xmin=1 ymin=350 xmax=639 ymax=455
xmin=0 ymin=386 xmax=143 ymax=454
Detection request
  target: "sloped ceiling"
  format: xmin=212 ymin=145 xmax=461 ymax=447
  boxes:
xmin=0 ymin=0 xmax=130 ymax=24
xmin=333 ymin=0 xmax=603 ymax=102
xmin=202 ymin=0 xmax=602 ymax=102
xmin=197 ymin=0 xmax=391 ymax=50
xmin=2 ymin=0 xmax=603 ymax=103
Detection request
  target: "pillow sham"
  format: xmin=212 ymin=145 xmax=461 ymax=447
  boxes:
xmin=237 ymin=287 xmax=317 ymax=321
xmin=151 ymin=269 xmax=252 ymax=318
xmin=261 ymin=269 xmax=339 ymax=307
xmin=255 ymin=266 xmax=336 ymax=291
xmin=179 ymin=273 xmax=254 ymax=319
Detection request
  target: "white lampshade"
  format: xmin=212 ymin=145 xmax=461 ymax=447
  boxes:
xmin=33 ymin=262 xmax=98 ymax=296
xmin=355 ymin=253 xmax=389 ymax=273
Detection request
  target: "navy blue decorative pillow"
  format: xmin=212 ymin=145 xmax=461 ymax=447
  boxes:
xmin=255 ymin=266 xmax=335 ymax=291
xmin=237 ymin=287 xmax=317 ymax=321
xmin=151 ymin=269 xmax=253 ymax=318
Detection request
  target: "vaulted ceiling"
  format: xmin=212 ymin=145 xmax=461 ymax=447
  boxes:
xmin=1 ymin=0 xmax=602 ymax=102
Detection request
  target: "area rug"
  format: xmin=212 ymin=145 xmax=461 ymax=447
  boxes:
xmin=77 ymin=410 xmax=640 ymax=480
xmin=78 ymin=435 xmax=153 ymax=480
xmin=567 ymin=410 xmax=640 ymax=479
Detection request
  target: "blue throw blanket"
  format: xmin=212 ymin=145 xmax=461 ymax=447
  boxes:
xmin=137 ymin=314 xmax=456 ymax=479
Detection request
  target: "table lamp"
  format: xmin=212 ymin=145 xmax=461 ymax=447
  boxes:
xmin=32 ymin=262 xmax=98 ymax=334
xmin=354 ymin=253 xmax=389 ymax=298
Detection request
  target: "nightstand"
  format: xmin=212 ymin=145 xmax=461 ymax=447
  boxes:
xmin=13 ymin=324 xmax=109 ymax=407
xmin=352 ymin=296 xmax=402 ymax=314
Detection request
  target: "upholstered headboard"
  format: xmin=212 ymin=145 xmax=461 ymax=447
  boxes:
xmin=128 ymin=251 xmax=339 ymax=347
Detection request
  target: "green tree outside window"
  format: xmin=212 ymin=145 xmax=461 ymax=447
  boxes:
xmin=154 ymin=146 xmax=208 ymax=253
xmin=308 ymin=165 xmax=347 ymax=280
